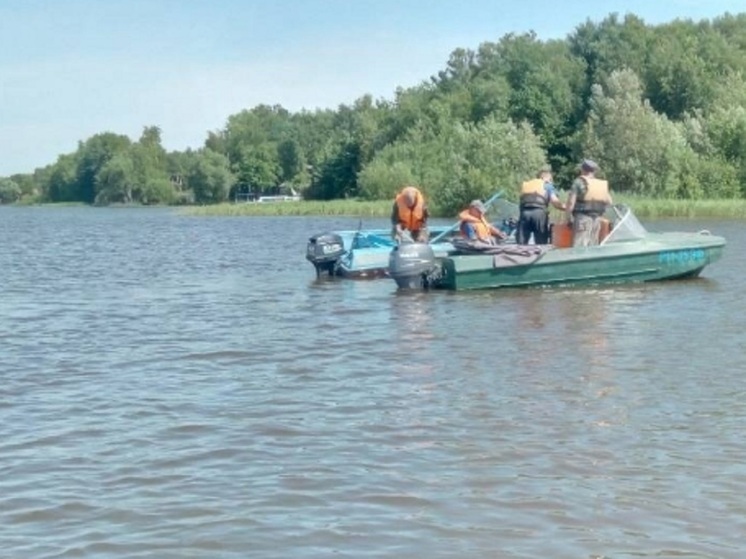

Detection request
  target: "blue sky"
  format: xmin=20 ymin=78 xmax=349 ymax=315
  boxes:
xmin=1 ymin=0 xmax=744 ymax=176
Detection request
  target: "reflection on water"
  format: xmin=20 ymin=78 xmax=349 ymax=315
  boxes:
xmin=1 ymin=207 xmax=745 ymax=558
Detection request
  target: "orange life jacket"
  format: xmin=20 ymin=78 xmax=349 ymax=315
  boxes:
xmin=395 ymin=188 xmax=426 ymax=231
xmin=459 ymin=209 xmax=493 ymax=240
xmin=520 ymin=178 xmax=548 ymax=209
xmin=575 ymin=177 xmax=610 ymax=216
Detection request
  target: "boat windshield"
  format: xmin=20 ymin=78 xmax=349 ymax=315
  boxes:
xmin=601 ymin=204 xmax=648 ymax=244
xmin=488 ymin=198 xmax=520 ymax=230
xmin=351 ymin=231 xmax=395 ymax=250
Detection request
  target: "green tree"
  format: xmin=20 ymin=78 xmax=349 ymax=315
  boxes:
xmin=9 ymin=173 xmax=37 ymax=201
xmin=0 ymin=177 xmax=21 ymax=203
xmin=568 ymin=13 xmax=651 ymax=102
xmin=467 ymin=78 xmax=511 ymax=123
xmin=166 ymin=148 xmax=200 ymax=204
xmin=233 ymin=144 xmax=279 ymax=193
xmin=307 ymin=141 xmax=362 ymax=199
xmin=644 ymin=21 xmax=720 ymax=118
xmin=89 ymin=127 xmax=175 ymax=205
xmin=218 ymin=104 xmax=292 ymax=162
xmin=359 ymin=115 xmax=546 ymax=214
xmin=576 ymin=69 xmax=739 ymax=198
xmin=277 ymin=138 xmax=303 ymax=183
xmin=704 ymin=105 xmax=746 ymax=195
xmin=129 ymin=126 xmax=174 ymax=204
xmin=577 ymin=69 xmax=679 ymax=195
xmin=288 ymin=108 xmax=339 ymax=168
xmin=188 ymin=149 xmax=236 ymax=203
xmin=95 ymin=153 xmax=137 ymax=205
xmin=496 ymin=35 xmax=585 ymax=166
xmin=75 ymin=132 xmax=131 ymax=203
xmin=46 ymin=153 xmax=79 ymax=202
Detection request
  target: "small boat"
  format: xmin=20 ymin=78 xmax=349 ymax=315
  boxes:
xmin=388 ymin=204 xmax=725 ymax=290
xmin=305 ymin=225 xmax=459 ymax=278
xmin=306 ymin=191 xmax=516 ymax=278
xmin=256 ymin=194 xmax=301 ymax=203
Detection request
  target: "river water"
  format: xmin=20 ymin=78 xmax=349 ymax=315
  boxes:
xmin=1 ymin=206 xmax=745 ymax=559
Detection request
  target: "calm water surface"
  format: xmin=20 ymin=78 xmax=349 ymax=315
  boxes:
xmin=1 ymin=206 xmax=745 ymax=559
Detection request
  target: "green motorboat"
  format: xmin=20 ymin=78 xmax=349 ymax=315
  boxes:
xmin=388 ymin=204 xmax=725 ymax=291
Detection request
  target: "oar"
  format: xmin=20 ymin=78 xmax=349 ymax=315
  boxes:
xmin=429 ymin=190 xmax=505 ymax=244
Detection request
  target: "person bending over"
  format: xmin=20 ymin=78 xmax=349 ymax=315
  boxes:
xmin=391 ymin=185 xmax=429 ymax=242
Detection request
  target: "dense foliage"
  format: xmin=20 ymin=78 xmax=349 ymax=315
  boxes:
xmin=5 ymin=12 xmax=746 ymax=213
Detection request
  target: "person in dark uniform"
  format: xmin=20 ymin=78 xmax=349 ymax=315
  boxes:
xmin=517 ymin=166 xmax=565 ymax=245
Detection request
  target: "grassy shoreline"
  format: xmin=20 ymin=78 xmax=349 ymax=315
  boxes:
xmin=180 ymin=196 xmax=746 ymax=219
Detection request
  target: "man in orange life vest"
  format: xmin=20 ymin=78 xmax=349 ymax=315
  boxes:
xmin=458 ymin=199 xmax=507 ymax=244
xmin=517 ymin=166 xmax=566 ymax=245
xmin=565 ymin=159 xmax=613 ymax=247
xmin=391 ymin=186 xmax=429 ymax=242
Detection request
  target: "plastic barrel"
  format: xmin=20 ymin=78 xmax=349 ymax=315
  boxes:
xmin=552 ymin=222 xmax=573 ymax=248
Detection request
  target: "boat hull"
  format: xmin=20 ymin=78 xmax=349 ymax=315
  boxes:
xmin=434 ymin=232 xmax=725 ymax=290
xmin=337 ymin=241 xmax=455 ymax=278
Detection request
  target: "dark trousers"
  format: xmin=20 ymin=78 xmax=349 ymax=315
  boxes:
xmin=517 ymin=208 xmax=550 ymax=245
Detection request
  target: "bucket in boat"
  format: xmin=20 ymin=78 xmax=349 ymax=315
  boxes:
xmin=552 ymin=222 xmax=573 ymax=248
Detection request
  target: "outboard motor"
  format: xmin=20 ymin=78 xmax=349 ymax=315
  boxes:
xmin=388 ymin=242 xmax=437 ymax=289
xmin=306 ymin=232 xmax=345 ymax=276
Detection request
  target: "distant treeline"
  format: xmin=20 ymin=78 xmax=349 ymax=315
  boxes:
xmin=4 ymin=12 xmax=746 ymax=214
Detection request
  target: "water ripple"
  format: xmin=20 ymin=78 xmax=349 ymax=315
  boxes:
xmin=1 ymin=208 xmax=745 ymax=558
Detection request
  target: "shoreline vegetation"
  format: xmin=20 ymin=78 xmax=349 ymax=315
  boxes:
xmin=179 ymin=196 xmax=746 ymax=219
xmin=5 ymin=14 xmax=746 ymax=213
xmin=7 ymin=195 xmax=744 ymax=220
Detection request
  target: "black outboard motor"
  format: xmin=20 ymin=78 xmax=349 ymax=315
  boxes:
xmin=388 ymin=242 xmax=437 ymax=289
xmin=306 ymin=232 xmax=346 ymax=276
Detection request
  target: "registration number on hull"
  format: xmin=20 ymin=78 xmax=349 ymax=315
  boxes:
xmin=658 ymin=249 xmax=706 ymax=264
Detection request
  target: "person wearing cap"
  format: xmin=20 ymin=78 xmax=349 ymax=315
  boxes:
xmin=391 ymin=185 xmax=429 ymax=242
xmin=565 ymin=159 xmax=613 ymax=247
xmin=517 ymin=166 xmax=566 ymax=245
xmin=458 ymin=199 xmax=506 ymax=244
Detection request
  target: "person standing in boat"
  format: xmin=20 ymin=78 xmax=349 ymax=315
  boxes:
xmin=458 ymin=199 xmax=507 ymax=244
xmin=391 ymin=186 xmax=429 ymax=243
xmin=565 ymin=159 xmax=613 ymax=247
xmin=517 ymin=166 xmax=566 ymax=245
